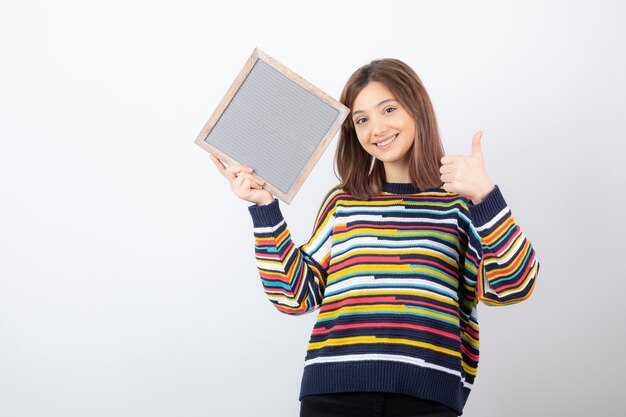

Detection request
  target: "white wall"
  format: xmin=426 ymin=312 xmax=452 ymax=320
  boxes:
xmin=1 ymin=0 xmax=624 ymax=415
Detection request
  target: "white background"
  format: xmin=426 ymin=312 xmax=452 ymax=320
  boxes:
xmin=1 ymin=0 xmax=625 ymax=416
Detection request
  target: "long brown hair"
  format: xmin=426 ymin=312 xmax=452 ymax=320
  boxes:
xmin=335 ymin=58 xmax=445 ymax=199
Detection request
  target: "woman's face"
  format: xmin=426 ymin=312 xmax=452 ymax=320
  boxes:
xmin=351 ymin=81 xmax=416 ymax=169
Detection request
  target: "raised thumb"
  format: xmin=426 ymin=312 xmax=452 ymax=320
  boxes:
xmin=471 ymin=131 xmax=483 ymax=157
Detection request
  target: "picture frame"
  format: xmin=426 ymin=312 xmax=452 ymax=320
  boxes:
xmin=194 ymin=48 xmax=349 ymax=203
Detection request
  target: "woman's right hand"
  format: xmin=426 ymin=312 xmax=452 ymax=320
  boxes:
xmin=210 ymin=155 xmax=275 ymax=206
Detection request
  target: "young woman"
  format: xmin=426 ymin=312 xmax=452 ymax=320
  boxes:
xmin=211 ymin=58 xmax=539 ymax=417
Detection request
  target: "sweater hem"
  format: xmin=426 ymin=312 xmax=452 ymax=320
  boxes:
xmin=299 ymin=361 xmax=468 ymax=415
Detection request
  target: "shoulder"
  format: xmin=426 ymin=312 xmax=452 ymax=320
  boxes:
xmin=315 ymin=184 xmax=348 ymax=213
xmin=319 ymin=184 xmax=352 ymax=204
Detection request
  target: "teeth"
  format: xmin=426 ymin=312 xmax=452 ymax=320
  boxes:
xmin=377 ymin=134 xmax=397 ymax=147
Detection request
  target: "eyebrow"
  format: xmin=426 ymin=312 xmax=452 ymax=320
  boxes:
xmin=352 ymin=99 xmax=397 ymax=117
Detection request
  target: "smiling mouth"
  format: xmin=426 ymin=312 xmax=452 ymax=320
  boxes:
xmin=376 ymin=134 xmax=398 ymax=147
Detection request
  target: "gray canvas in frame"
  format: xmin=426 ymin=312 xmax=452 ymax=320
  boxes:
xmin=204 ymin=59 xmax=340 ymax=195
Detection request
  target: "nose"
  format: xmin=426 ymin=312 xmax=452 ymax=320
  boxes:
xmin=371 ymin=117 xmax=388 ymax=137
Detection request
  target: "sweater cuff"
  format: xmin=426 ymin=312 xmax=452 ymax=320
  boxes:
xmin=248 ymin=198 xmax=284 ymax=228
xmin=468 ymin=185 xmax=507 ymax=227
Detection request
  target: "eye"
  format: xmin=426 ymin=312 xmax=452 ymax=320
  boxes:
xmin=355 ymin=117 xmax=367 ymax=125
xmin=384 ymin=107 xmax=396 ymax=114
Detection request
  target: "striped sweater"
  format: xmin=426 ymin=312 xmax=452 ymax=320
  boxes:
xmin=248 ymin=182 xmax=539 ymax=415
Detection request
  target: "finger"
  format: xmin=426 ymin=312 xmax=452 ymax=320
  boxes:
xmin=249 ymin=181 xmax=263 ymax=190
xmin=441 ymin=155 xmax=460 ymax=165
xmin=233 ymin=173 xmax=246 ymax=189
xmin=210 ymin=155 xmax=227 ymax=175
xmin=442 ymin=182 xmax=455 ymax=194
xmin=241 ymin=176 xmax=264 ymax=192
xmin=471 ymin=131 xmax=483 ymax=157
xmin=225 ymin=164 xmax=254 ymax=180
xmin=241 ymin=177 xmax=252 ymax=191
xmin=440 ymin=173 xmax=454 ymax=183
xmin=247 ymin=178 xmax=263 ymax=190
xmin=227 ymin=165 xmax=253 ymax=175
xmin=439 ymin=164 xmax=454 ymax=174
xmin=239 ymin=172 xmax=265 ymax=188
xmin=211 ymin=155 xmax=249 ymax=181
xmin=239 ymin=171 xmax=265 ymax=186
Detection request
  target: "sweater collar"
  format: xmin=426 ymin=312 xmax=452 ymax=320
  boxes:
xmin=382 ymin=182 xmax=421 ymax=194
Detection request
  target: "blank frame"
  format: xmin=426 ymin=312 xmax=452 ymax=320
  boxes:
xmin=195 ymin=48 xmax=349 ymax=203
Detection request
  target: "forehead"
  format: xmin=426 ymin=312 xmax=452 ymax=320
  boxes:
xmin=352 ymin=81 xmax=396 ymax=111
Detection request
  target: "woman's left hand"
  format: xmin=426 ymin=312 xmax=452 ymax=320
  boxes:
xmin=440 ymin=131 xmax=495 ymax=204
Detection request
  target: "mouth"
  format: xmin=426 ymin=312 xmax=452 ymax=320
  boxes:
xmin=375 ymin=134 xmax=398 ymax=148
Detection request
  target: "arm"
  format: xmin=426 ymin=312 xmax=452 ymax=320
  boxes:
xmin=248 ymin=187 xmax=340 ymax=315
xmin=209 ymin=156 xmax=338 ymax=314
xmin=461 ymin=186 xmax=540 ymax=306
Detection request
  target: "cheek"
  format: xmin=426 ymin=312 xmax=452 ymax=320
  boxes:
xmin=404 ymin=124 xmax=416 ymax=144
xmin=355 ymin=130 xmax=368 ymax=147
xmin=354 ymin=132 xmax=375 ymax=155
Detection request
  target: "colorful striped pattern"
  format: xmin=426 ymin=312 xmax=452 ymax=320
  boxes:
xmin=248 ymin=183 xmax=539 ymax=414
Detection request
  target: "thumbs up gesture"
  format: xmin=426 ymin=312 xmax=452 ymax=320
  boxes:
xmin=440 ymin=131 xmax=495 ymax=204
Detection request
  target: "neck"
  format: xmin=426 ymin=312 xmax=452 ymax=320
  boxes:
xmin=383 ymin=161 xmax=411 ymax=183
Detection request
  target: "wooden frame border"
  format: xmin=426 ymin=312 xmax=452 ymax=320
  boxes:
xmin=194 ymin=47 xmax=349 ymax=204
